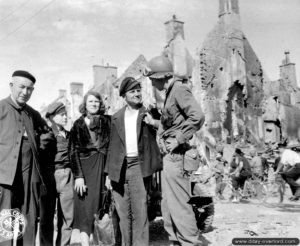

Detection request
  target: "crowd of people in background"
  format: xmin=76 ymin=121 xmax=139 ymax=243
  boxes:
xmin=1 ymin=60 xmax=300 ymax=246
xmin=208 ymin=142 xmax=300 ymax=203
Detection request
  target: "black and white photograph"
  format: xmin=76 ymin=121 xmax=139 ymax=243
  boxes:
xmin=0 ymin=0 xmax=300 ymax=245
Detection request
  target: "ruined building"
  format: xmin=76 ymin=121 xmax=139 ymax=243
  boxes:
xmin=41 ymin=0 xmax=300 ymax=146
xmin=193 ymin=0 xmax=266 ymax=145
xmin=263 ymin=52 xmax=300 ymax=143
xmin=92 ymin=64 xmax=118 ymax=115
xmin=40 ymin=82 xmax=83 ymax=129
xmin=192 ymin=0 xmax=300 ymax=145
xmin=91 ymin=55 xmax=156 ymax=115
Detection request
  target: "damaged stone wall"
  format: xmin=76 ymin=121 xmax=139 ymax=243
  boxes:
xmin=92 ymin=55 xmax=156 ymax=115
xmin=263 ymin=96 xmax=300 ymax=143
xmin=112 ymin=54 xmax=156 ymax=114
xmin=92 ymin=64 xmax=117 ymax=114
xmin=263 ymin=52 xmax=300 ymax=143
xmin=90 ymin=0 xmax=300 ymax=146
xmin=194 ymin=0 xmax=264 ymax=145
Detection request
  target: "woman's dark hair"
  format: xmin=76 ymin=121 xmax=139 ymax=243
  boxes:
xmin=79 ymin=90 xmax=106 ymax=116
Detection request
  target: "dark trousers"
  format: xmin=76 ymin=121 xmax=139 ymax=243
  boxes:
xmin=111 ymin=207 xmax=122 ymax=246
xmin=231 ymin=171 xmax=251 ymax=190
xmin=112 ymin=157 xmax=149 ymax=246
xmin=0 ymin=139 xmax=37 ymax=246
xmin=161 ymin=153 xmax=200 ymax=246
xmin=215 ymin=173 xmax=225 ymax=196
xmin=282 ymin=163 xmax=300 ymax=197
xmin=39 ymin=168 xmax=74 ymax=246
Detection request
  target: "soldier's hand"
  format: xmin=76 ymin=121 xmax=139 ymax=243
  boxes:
xmin=165 ymin=138 xmax=179 ymax=152
xmin=144 ymin=112 xmax=158 ymax=127
xmin=74 ymin=178 xmax=87 ymax=196
xmin=105 ymin=176 xmax=112 ymax=190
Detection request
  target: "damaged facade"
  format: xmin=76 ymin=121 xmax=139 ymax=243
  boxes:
xmin=193 ymin=0 xmax=265 ymax=145
xmin=192 ymin=0 xmax=300 ymax=145
xmin=40 ymin=82 xmax=83 ymax=129
xmin=93 ymin=55 xmax=156 ymax=115
xmin=263 ymin=51 xmax=300 ymax=143
xmin=41 ymin=0 xmax=300 ymax=146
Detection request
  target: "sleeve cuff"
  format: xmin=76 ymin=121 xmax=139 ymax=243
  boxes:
xmin=74 ymin=175 xmax=84 ymax=179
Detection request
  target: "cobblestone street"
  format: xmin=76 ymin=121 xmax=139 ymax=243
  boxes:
xmin=148 ymin=198 xmax=300 ymax=246
xmin=202 ymin=201 xmax=300 ymax=246
xmin=68 ymin=193 xmax=300 ymax=246
xmin=63 ymin=184 xmax=300 ymax=246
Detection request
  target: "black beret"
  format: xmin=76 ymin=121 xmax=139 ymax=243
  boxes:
xmin=119 ymin=77 xmax=141 ymax=96
xmin=235 ymin=148 xmax=243 ymax=155
xmin=277 ymin=142 xmax=287 ymax=148
xmin=12 ymin=70 xmax=36 ymax=83
xmin=45 ymin=102 xmax=66 ymax=119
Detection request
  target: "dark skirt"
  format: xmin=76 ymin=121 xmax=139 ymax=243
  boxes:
xmin=73 ymin=152 xmax=106 ymax=235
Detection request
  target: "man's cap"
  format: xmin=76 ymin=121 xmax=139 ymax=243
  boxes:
xmin=12 ymin=70 xmax=36 ymax=83
xmin=277 ymin=142 xmax=287 ymax=148
xmin=235 ymin=148 xmax=243 ymax=155
xmin=145 ymin=55 xmax=173 ymax=79
xmin=119 ymin=77 xmax=141 ymax=96
xmin=45 ymin=102 xmax=66 ymax=119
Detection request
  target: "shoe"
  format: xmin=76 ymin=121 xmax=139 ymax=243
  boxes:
xmin=232 ymin=197 xmax=238 ymax=203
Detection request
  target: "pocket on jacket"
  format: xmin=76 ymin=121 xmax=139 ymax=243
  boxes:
xmin=184 ymin=148 xmax=200 ymax=172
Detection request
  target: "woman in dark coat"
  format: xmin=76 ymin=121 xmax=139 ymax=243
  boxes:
xmin=69 ymin=91 xmax=110 ymax=246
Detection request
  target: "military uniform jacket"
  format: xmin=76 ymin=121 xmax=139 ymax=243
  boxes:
xmin=0 ymin=96 xmax=52 ymax=186
xmin=160 ymin=79 xmax=205 ymax=145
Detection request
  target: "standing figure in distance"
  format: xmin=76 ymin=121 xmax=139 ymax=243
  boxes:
xmin=105 ymin=77 xmax=162 ymax=246
xmin=69 ymin=91 xmax=110 ymax=246
xmin=39 ymin=102 xmax=74 ymax=246
xmin=211 ymin=149 xmax=227 ymax=200
xmin=146 ymin=55 xmax=205 ymax=246
xmin=249 ymin=149 xmax=267 ymax=181
xmin=0 ymin=71 xmax=55 ymax=246
xmin=229 ymin=148 xmax=252 ymax=203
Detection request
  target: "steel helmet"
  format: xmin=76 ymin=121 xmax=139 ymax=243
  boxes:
xmin=145 ymin=55 xmax=173 ymax=79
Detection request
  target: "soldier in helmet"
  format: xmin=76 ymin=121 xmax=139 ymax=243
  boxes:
xmin=145 ymin=55 xmax=205 ymax=246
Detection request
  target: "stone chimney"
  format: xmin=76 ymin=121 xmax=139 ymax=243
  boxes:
xmin=280 ymin=51 xmax=297 ymax=88
xmin=219 ymin=0 xmax=239 ymax=17
xmin=58 ymin=89 xmax=67 ymax=98
xmin=70 ymin=82 xmax=84 ymax=96
xmin=93 ymin=64 xmax=117 ymax=88
xmin=164 ymin=15 xmax=185 ymax=42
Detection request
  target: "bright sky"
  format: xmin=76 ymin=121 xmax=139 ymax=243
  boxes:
xmin=0 ymin=0 xmax=299 ymax=109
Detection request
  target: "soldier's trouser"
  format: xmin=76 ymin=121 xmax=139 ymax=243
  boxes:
xmin=161 ymin=153 xmax=201 ymax=246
